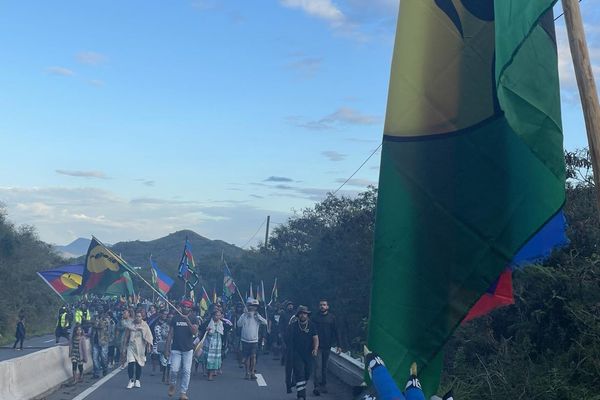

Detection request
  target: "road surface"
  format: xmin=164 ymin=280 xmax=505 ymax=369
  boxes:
xmin=0 ymin=334 xmax=68 ymax=361
xmin=47 ymin=352 xmax=353 ymax=400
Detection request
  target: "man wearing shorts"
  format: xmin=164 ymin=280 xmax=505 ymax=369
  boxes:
xmin=237 ymin=298 xmax=267 ymax=380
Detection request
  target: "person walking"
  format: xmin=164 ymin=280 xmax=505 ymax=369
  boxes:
xmin=56 ymin=306 xmax=71 ymax=343
xmin=201 ymin=309 xmax=228 ymax=381
xmin=151 ymin=309 xmax=170 ymax=380
xmin=165 ymin=299 xmax=199 ymax=400
xmin=282 ymin=301 xmax=297 ymax=392
xmin=124 ymin=310 xmax=153 ymax=389
xmin=13 ymin=314 xmax=26 ymax=350
xmin=312 ymin=299 xmax=342 ymax=395
xmin=69 ymin=324 xmax=87 ymax=384
xmin=237 ymin=298 xmax=268 ymax=380
xmin=287 ymin=306 xmax=318 ymax=400
xmin=91 ymin=307 xmax=111 ymax=378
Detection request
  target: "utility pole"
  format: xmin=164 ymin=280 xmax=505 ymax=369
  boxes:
xmin=264 ymin=215 xmax=270 ymax=250
xmin=562 ymin=0 xmax=600 ymax=215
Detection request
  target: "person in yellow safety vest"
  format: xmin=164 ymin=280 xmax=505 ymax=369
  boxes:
xmin=74 ymin=304 xmax=92 ymax=334
xmin=55 ymin=306 xmax=71 ymax=343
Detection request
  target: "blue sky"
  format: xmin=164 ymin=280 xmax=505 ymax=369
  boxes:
xmin=0 ymin=0 xmax=599 ymax=248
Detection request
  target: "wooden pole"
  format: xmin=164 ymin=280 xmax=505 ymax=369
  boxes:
xmin=562 ymin=0 xmax=600 ymax=212
xmin=264 ymin=215 xmax=270 ymax=250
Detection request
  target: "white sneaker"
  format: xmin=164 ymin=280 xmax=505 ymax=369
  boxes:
xmin=135 ymin=380 xmax=141 ymax=388
xmin=126 ymin=380 xmax=134 ymax=389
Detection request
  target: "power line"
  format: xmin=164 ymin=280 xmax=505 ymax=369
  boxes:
xmin=332 ymin=143 xmax=382 ymax=195
xmin=555 ymin=0 xmax=583 ymax=21
xmin=240 ymin=219 xmax=266 ymax=249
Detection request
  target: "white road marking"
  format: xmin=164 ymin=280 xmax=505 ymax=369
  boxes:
xmin=44 ymin=339 xmax=55 ymax=343
xmin=72 ymin=367 xmax=122 ymax=400
xmin=256 ymin=373 xmax=267 ymax=386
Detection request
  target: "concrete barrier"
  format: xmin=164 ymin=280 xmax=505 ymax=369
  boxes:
xmin=0 ymin=340 xmax=92 ymax=400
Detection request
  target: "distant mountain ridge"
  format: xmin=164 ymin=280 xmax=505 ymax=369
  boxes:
xmin=54 ymin=230 xmax=244 ymax=297
xmin=54 ymin=237 xmax=92 ymax=258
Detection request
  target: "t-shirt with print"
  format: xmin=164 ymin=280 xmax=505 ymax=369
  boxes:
xmin=170 ymin=314 xmax=199 ymax=352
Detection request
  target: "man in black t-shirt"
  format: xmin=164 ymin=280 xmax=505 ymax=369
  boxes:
xmin=312 ymin=299 xmax=342 ymax=395
xmin=165 ymin=300 xmax=199 ymax=400
xmin=287 ymin=305 xmax=318 ymax=400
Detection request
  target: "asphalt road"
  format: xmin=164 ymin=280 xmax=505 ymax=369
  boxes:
xmin=47 ymin=352 xmax=352 ymax=400
xmin=0 ymin=334 xmax=68 ymax=361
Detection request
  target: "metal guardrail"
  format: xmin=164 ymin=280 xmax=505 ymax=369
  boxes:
xmin=328 ymin=348 xmax=365 ymax=387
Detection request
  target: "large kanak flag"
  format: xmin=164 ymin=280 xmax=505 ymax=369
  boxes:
xmin=74 ymin=237 xmax=136 ymax=297
xmin=37 ymin=264 xmax=84 ymax=298
xmin=368 ymin=1 xmax=566 ymax=396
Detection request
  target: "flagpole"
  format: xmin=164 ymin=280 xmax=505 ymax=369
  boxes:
xmin=92 ymin=236 xmax=185 ymax=317
xmin=37 ymin=272 xmax=66 ymax=302
xmin=562 ymin=0 xmax=600 ymax=215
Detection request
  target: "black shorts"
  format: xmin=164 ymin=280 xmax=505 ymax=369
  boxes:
xmin=241 ymin=341 xmax=258 ymax=358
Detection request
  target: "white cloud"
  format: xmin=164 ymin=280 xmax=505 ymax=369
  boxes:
xmin=280 ymin=0 xmax=345 ymax=27
xmin=289 ymin=107 xmax=380 ymax=130
xmin=335 ymin=178 xmax=377 ymax=187
xmin=77 ymin=51 xmax=106 ymax=65
xmin=56 ymin=169 xmax=108 ymax=179
xmin=0 ymin=186 xmax=292 ymax=247
xmin=322 ymin=150 xmax=346 ymax=161
xmin=46 ymin=66 xmax=74 ymax=77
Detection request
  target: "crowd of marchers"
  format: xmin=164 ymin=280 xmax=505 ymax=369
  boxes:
xmin=42 ymin=295 xmax=342 ymax=400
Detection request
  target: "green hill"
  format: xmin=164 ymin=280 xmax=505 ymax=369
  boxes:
xmin=109 ymin=230 xmax=245 ymax=299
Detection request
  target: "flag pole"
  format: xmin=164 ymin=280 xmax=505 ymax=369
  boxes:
xmin=36 ymin=272 xmax=66 ymax=302
xmin=562 ymin=0 xmax=600 ymax=215
xmin=92 ymin=236 xmax=185 ymax=317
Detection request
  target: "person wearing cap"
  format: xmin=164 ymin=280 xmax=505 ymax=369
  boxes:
xmin=165 ymin=299 xmax=199 ymax=400
xmin=286 ymin=305 xmax=318 ymax=400
xmin=237 ymin=298 xmax=268 ymax=380
xmin=281 ymin=300 xmax=297 ymax=391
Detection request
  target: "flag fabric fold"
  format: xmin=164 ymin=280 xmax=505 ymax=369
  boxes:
xmin=223 ymin=262 xmax=237 ymax=299
xmin=368 ymin=1 xmax=565 ymax=396
xmin=150 ymin=257 xmax=174 ymax=296
xmin=74 ymin=237 xmax=136 ymax=296
xmin=37 ymin=264 xmax=84 ymax=298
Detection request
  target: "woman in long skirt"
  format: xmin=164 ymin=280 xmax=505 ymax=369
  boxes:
xmin=203 ymin=310 xmax=226 ymax=381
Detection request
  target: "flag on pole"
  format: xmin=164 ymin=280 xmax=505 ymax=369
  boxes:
xmin=223 ymin=262 xmax=237 ymax=298
xmin=260 ymin=281 xmax=266 ymax=304
xmin=177 ymin=238 xmax=196 ymax=280
xmin=37 ymin=264 xmax=84 ymax=298
xmin=249 ymin=283 xmax=254 ymax=299
xmin=74 ymin=237 xmax=136 ymax=296
xmin=199 ymin=286 xmax=211 ymax=317
xmin=268 ymin=278 xmax=278 ymax=305
xmin=150 ymin=256 xmax=174 ymax=296
xmin=368 ymin=1 xmax=565 ymax=396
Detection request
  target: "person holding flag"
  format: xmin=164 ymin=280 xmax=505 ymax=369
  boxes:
xmin=166 ymin=299 xmax=199 ymax=400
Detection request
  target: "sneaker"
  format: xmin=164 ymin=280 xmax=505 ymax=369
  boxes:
xmin=126 ymin=380 xmax=135 ymax=389
xmin=134 ymin=380 xmax=141 ymax=388
xmin=168 ymin=384 xmax=176 ymax=397
xmin=180 ymin=394 xmax=189 ymax=400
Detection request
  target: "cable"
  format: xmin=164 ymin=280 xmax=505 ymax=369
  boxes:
xmin=240 ymin=219 xmax=266 ymax=249
xmin=332 ymin=143 xmax=382 ymax=195
xmin=555 ymin=0 xmax=583 ymax=21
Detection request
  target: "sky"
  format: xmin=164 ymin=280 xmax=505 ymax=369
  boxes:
xmin=0 ymin=0 xmax=599 ymax=248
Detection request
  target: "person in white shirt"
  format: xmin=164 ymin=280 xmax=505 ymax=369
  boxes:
xmin=237 ymin=298 xmax=267 ymax=380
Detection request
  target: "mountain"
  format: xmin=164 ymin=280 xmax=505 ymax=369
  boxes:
xmin=54 ymin=237 xmax=92 ymax=258
xmin=109 ymin=230 xmax=245 ymax=298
